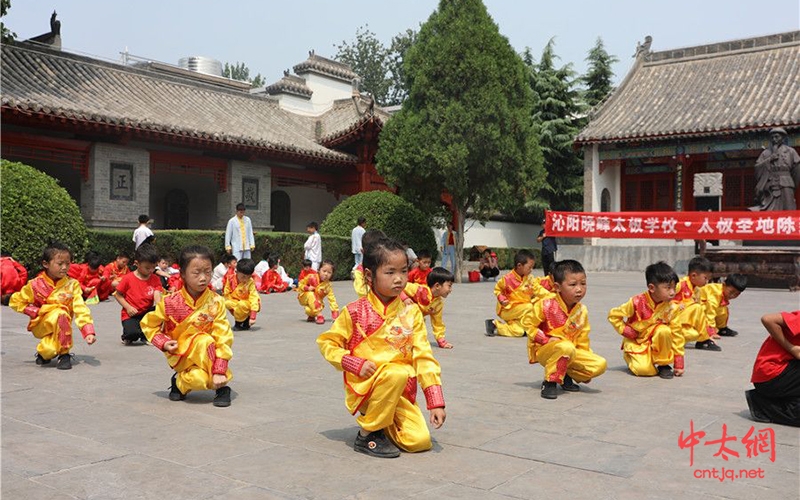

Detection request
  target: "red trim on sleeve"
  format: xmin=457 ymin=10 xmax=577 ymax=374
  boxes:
xmin=424 ymin=385 xmax=445 ymax=409
xmin=622 ymin=325 xmax=638 ymax=339
xmin=497 ymin=294 xmax=508 ymax=304
xmin=674 ymin=355 xmax=685 ymax=370
xmin=341 ymin=355 xmax=366 ymax=375
xmin=23 ymin=305 xmax=40 ymax=319
xmin=151 ymin=333 xmax=170 ymax=351
xmin=79 ymin=324 xmax=96 ymax=339
xmin=249 ymin=311 xmax=257 ymax=321
xmin=533 ymin=330 xmax=550 ymax=345
xmin=212 ymin=357 xmax=228 ymax=375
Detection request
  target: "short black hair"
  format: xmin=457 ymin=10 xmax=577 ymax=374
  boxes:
xmin=42 ymin=241 xmax=72 ymax=263
xmin=427 ymin=266 xmax=454 ymax=288
xmin=417 ymin=249 xmax=432 ymax=260
xmin=725 ymin=273 xmax=748 ymax=292
xmin=85 ymin=251 xmax=102 ymax=269
xmin=302 ymin=259 xmax=313 ymax=267
xmin=267 ymin=254 xmax=280 ymax=268
xmin=552 ymin=260 xmax=585 ymax=283
xmin=514 ymin=249 xmax=536 ymax=267
xmin=363 ymin=237 xmax=407 ymax=278
xmin=236 ymin=258 xmax=256 ymax=275
xmin=357 ymin=216 xmax=366 ymax=225
xmin=645 ymin=261 xmax=679 ymax=286
xmin=134 ymin=243 xmax=159 ymax=264
xmin=320 ymin=259 xmax=335 ymax=273
xmin=307 ymin=221 xmax=319 ymax=231
xmin=179 ymin=246 xmax=214 ymax=273
xmin=687 ymin=256 xmax=713 ymax=274
xmin=222 ymin=254 xmax=237 ymax=265
xmin=236 ymin=203 xmax=246 ymax=211
xmin=362 ymin=229 xmax=386 ymax=256
xmin=138 ymin=214 xmax=150 ymax=224
xmin=116 ymin=250 xmax=130 ymax=259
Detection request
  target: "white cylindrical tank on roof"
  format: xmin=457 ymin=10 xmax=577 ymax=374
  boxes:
xmin=178 ymin=56 xmax=223 ymax=77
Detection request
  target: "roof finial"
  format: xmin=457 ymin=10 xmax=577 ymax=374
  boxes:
xmin=634 ymin=35 xmax=652 ymax=58
xmin=50 ymin=10 xmax=61 ymax=35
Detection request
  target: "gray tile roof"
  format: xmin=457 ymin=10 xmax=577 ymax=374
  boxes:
xmin=1 ymin=44 xmax=364 ymax=164
xmin=576 ymin=31 xmax=800 ymax=144
xmin=265 ymin=71 xmax=313 ymax=98
xmin=293 ymin=51 xmax=358 ymax=83
xmin=317 ymin=97 xmax=389 ymax=144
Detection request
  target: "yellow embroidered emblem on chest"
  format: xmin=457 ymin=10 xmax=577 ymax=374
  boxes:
xmin=385 ymin=307 xmax=414 ymax=356
xmin=56 ymin=291 xmax=73 ymax=305
xmin=193 ymin=301 xmax=220 ymax=333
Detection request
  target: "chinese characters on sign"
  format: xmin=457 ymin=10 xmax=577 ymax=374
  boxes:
xmin=546 ymin=211 xmax=800 ymax=241
xmin=109 ymin=163 xmax=134 ymax=201
xmin=242 ymin=177 xmax=259 ymax=210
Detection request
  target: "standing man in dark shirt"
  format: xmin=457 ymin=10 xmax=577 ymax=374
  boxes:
xmin=537 ymin=220 xmax=557 ymax=276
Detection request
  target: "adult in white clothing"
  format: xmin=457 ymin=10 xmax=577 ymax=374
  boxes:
xmin=351 ymin=216 xmax=366 ymax=268
xmin=225 ymin=203 xmax=256 ymax=260
xmin=304 ymin=221 xmax=322 ymax=271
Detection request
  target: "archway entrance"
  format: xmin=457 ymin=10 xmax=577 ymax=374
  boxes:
xmin=164 ymin=189 xmax=189 ymax=229
xmin=271 ymin=190 xmax=290 ymax=232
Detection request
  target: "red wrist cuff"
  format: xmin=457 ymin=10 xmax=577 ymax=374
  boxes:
xmin=424 ymin=385 xmax=445 ymax=410
xmin=533 ymin=330 xmax=550 ymax=345
xmin=622 ymin=325 xmax=638 ymax=339
xmin=674 ymin=355 xmax=685 ymax=370
xmin=250 ymin=311 xmax=257 ymax=321
xmin=212 ymin=357 xmax=228 ymax=375
xmin=341 ymin=355 xmax=366 ymax=375
xmin=331 ymin=310 xmax=340 ymax=320
xmin=80 ymin=324 xmax=96 ymax=339
xmin=23 ymin=305 xmax=40 ymax=318
xmin=151 ymin=333 xmax=170 ymax=351
xmin=497 ymin=294 xmax=508 ymax=304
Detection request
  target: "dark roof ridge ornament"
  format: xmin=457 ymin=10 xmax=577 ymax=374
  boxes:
xmin=50 ymin=11 xmax=61 ymax=35
xmin=634 ymin=35 xmax=652 ymax=59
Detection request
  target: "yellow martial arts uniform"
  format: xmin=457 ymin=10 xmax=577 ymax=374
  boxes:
xmin=317 ymin=292 xmax=445 ymax=452
xmin=353 ymin=265 xmax=367 ymax=298
xmin=298 ymin=273 xmax=339 ymax=318
xmin=533 ymin=275 xmax=556 ymax=301
xmin=402 ymin=282 xmax=448 ymax=346
xmin=492 ymin=270 xmax=539 ymax=337
xmin=608 ymin=291 xmax=678 ymax=376
xmin=223 ymin=275 xmax=261 ymax=322
xmin=671 ymin=276 xmax=711 ymax=371
xmin=141 ymin=288 xmax=233 ymax=395
xmin=527 ymin=294 xmax=606 ymax=383
xmin=10 ymin=272 xmax=96 ymax=360
xmin=700 ymin=283 xmax=731 ymax=333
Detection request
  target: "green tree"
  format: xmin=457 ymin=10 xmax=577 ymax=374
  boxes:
xmin=385 ymin=28 xmax=418 ymax=105
xmin=334 ymin=25 xmax=391 ymax=105
xmin=1 ymin=0 xmax=16 ymax=44
xmin=222 ymin=62 xmax=265 ymax=88
xmin=583 ymin=37 xmax=618 ymax=108
xmin=527 ymin=39 xmax=584 ymax=212
xmin=377 ymin=0 xmax=544 ymax=281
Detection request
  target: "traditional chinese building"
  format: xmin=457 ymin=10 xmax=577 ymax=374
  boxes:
xmin=1 ymin=41 xmax=389 ymax=232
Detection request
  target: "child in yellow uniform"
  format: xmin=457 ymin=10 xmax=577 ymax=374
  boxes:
xmin=608 ymin=261 xmax=680 ymax=379
xmin=402 ymin=266 xmax=455 ymax=349
xmin=10 ymin=241 xmax=97 ymax=370
xmin=533 ymin=273 xmax=556 ymax=301
xmin=223 ymin=258 xmax=261 ymax=331
xmin=141 ymin=246 xmax=234 ymax=407
xmin=528 ymin=260 xmax=606 ymax=399
xmin=701 ymin=273 xmax=747 ymax=338
xmin=353 ymin=229 xmax=385 ymax=298
xmin=298 ymin=260 xmax=339 ymax=324
xmin=318 ymin=237 xmax=446 ymax=458
xmin=672 ymin=256 xmax=720 ymax=374
xmin=485 ymin=250 xmax=539 ymax=337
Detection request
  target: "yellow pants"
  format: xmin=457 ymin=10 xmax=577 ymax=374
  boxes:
xmin=298 ymin=291 xmax=323 ymax=317
xmin=31 ymin=309 xmax=73 ymax=360
xmin=623 ymin=324 xmax=674 ymax=377
xmin=674 ymin=303 xmax=710 ymax=356
xmin=225 ymin=298 xmax=252 ymax=322
xmin=172 ymin=334 xmax=232 ymax=395
xmin=494 ymin=302 xmax=534 ymax=337
xmin=355 ymin=363 xmax=431 ymax=453
xmin=535 ymin=340 xmax=607 ymax=383
xmin=710 ymin=304 xmax=729 ymax=329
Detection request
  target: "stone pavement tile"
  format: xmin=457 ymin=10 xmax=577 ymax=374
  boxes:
xmin=338 ymin=471 xmax=452 ymax=500
xmin=2 ymin=471 xmax=80 ymax=500
xmin=35 ymin=454 xmax=245 ymax=500
xmin=239 ymin=416 xmax=361 ymax=459
xmin=407 ymin=483 xmax=520 ymax=499
xmin=207 ymin=485 xmax=299 ymax=500
xmin=2 ymin=417 xmax=126 ymax=479
xmin=1 ymin=386 xmax=93 ymax=419
xmin=491 ymin=461 xmax=633 ymax=499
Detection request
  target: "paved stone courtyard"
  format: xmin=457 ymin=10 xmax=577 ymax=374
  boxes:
xmin=2 ymin=271 xmax=798 ymax=499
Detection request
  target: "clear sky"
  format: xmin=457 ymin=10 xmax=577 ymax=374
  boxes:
xmin=4 ymin=0 xmax=799 ymax=86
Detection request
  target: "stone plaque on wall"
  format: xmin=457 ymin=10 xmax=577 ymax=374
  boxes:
xmin=110 ymin=162 xmax=134 ymax=200
xmin=242 ymin=177 xmax=259 ymax=210
xmin=693 ymin=172 xmax=723 ymax=197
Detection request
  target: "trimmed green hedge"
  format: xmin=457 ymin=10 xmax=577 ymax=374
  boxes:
xmin=1 ymin=160 xmax=88 ymax=269
xmin=87 ymin=229 xmax=354 ymax=280
xmin=465 ymin=246 xmax=541 ymax=270
xmin=320 ymin=191 xmax=439 ymax=261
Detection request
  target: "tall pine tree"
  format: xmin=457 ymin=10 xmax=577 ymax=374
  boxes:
xmin=583 ymin=37 xmax=618 ymax=109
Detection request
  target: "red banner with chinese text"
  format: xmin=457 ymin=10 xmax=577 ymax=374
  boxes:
xmin=545 ymin=211 xmax=800 ymax=240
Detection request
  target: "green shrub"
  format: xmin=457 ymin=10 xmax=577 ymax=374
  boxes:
xmin=0 ymin=160 xmax=88 ymax=269
xmin=321 ymin=191 xmax=438 ymax=261
xmin=87 ymin=229 xmax=353 ymax=280
xmin=465 ymin=245 xmax=541 ymax=270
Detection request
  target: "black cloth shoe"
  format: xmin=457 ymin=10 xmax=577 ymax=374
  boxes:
xmin=561 ymin=375 xmax=580 ymax=392
xmin=484 ymin=319 xmax=497 ymax=337
xmin=695 ymin=339 xmax=722 ymax=351
xmin=657 ymin=365 xmax=674 ymax=379
xmin=213 ymin=386 xmax=232 ymax=407
xmin=241 ymin=318 xmax=251 ymax=331
xmin=169 ymin=373 xmax=186 ymax=401
xmin=56 ymin=354 xmax=72 ymax=370
xmin=745 ymin=390 xmax=771 ymax=423
xmin=121 ymin=335 xmax=134 ymax=346
xmin=541 ymin=381 xmax=558 ymax=399
xmin=232 ymin=321 xmax=243 ymax=332
xmin=354 ymin=430 xmax=401 ymax=458
xmin=35 ymin=353 xmax=51 ymax=365
xmin=718 ymin=327 xmax=738 ymax=337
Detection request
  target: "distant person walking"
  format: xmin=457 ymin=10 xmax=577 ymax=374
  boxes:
xmin=132 ymin=215 xmax=154 ymax=250
xmin=440 ymin=222 xmax=457 ymax=274
xmin=351 ymin=216 xmax=366 ymax=268
xmin=537 ymin=220 xmax=557 ymax=276
xmin=304 ymin=221 xmax=322 ymax=271
xmin=225 ymin=203 xmax=255 ymax=260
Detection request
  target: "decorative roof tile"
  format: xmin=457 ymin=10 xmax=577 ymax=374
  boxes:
xmin=293 ymin=50 xmax=359 ymax=83
xmin=576 ymin=31 xmax=800 ymax=144
xmin=265 ymin=71 xmax=313 ymax=98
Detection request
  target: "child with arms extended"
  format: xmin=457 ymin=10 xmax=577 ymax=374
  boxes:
xmin=402 ymin=266 xmax=455 ymax=349
xmin=317 ymin=237 xmax=446 ymax=458
xmin=528 ymin=260 xmax=606 ymax=399
xmin=608 ymin=261 xmax=680 ymax=379
xmin=224 ymin=258 xmax=261 ymax=331
xmin=141 ymin=246 xmax=233 ymax=407
xmin=485 ymin=250 xmax=540 ymax=337
xmin=114 ymin=243 xmax=163 ymax=345
xmin=297 ymin=260 xmax=339 ymax=324
xmin=10 ymin=241 xmax=97 ymax=370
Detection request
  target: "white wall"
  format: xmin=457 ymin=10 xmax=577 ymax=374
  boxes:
xmin=278 ymin=185 xmax=341 ymax=233
xmin=305 ymin=73 xmax=352 ymax=112
xmin=434 ymin=219 xmax=541 ymax=250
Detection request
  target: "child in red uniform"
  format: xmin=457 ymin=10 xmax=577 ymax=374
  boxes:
xmin=258 ymin=255 xmax=289 ymax=294
xmin=747 ymin=311 xmax=800 ymax=427
xmin=407 ymin=250 xmax=433 ymax=285
xmin=99 ymin=251 xmax=130 ymax=301
xmin=298 ymin=259 xmax=316 ymax=282
xmin=114 ymin=244 xmax=163 ymax=345
xmin=71 ymin=252 xmax=105 ymax=304
xmin=1 ymin=251 xmax=28 ymax=304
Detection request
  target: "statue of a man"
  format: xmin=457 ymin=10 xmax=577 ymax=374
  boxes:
xmin=751 ymin=127 xmax=800 ymax=211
